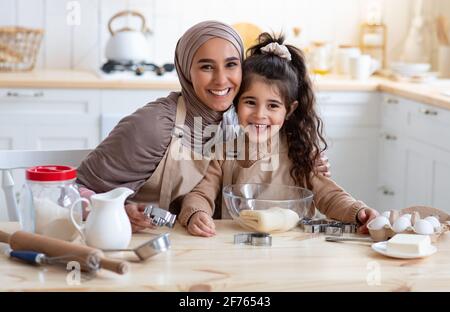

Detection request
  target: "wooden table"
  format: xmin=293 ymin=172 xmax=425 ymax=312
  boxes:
xmin=1 ymin=221 xmax=449 ymax=291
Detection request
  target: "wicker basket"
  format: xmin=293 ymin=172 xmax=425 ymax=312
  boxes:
xmin=0 ymin=27 xmax=43 ymax=72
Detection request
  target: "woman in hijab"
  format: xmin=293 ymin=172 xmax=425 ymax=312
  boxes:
xmin=77 ymin=20 xmax=330 ymax=232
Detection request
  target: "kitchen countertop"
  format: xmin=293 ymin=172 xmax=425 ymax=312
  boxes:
xmin=1 ymin=220 xmax=450 ymax=291
xmin=0 ymin=70 xmax=449 ymax=110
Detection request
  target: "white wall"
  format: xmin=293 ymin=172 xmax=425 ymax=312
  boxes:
xmin=0 ymin=0 xmax=444 ymax=71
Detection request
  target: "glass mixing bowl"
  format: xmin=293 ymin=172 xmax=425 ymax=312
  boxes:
xmin=222 ymin=183 xmax=314 ymax=229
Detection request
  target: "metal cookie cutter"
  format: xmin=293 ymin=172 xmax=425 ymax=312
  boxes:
xmin=234 ymin=232 xmax=272 ymax=246
xmin=299 ymin=218 xmax=357 ymax=235
xmin=143 ymin=205 xmax=177 ymax=228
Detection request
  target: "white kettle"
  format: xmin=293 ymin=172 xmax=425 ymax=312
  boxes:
xmin=104 ymin=10 xmax=152 ymax=63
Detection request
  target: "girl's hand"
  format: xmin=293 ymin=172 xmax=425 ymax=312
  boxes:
xmin=125 ymin=202 xmax=157 ymax=233
xmin=315 ymin=152 xmax=331 ymax=177
xmin=357 ymin=208 xmax=380 ymax=234
xmin=187 ymin=211 xmax=216 ymax=237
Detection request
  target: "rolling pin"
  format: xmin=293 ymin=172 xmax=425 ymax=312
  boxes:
xmin=0 ymin=230 xmax=129 ymax=275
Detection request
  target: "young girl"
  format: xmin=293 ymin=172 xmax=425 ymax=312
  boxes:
xmin=178 ymin=33 xmax=379 ymax=237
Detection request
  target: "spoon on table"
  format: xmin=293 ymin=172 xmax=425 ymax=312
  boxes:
xmin=325 ymin=236 xmax=373 ymax=243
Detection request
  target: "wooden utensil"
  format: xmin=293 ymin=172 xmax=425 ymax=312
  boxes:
xmin=0 ymin=230 xmax=129 ymax=274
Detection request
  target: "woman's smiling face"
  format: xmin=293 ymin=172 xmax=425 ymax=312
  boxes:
xmin=237 ymin=77 xmax=288 ymax=143
xmin=190 ymin=38 xmax=242 ymax=112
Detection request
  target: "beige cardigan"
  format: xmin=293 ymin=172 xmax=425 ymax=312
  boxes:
xmin=179 ymin=137 xmax=370 ymax=226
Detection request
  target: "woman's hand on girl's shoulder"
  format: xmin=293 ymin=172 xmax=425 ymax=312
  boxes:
xmin=187 ymin=211 xmax=216 ymax=237
xmin=125 ymin=202 xmax=157 ymax=233
xmin=315 ymin=152 xmax=331 ymax=177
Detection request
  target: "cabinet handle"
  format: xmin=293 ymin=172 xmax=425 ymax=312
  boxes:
xmin=379 ymin=187 xmax=395 ymax=196
xmin=6 ymin=91 xmax=44 ymax=98
xmin=382 ymin=133 xmax=397 ymax=141
xmin=385 ymin=98 xmax=399 ymax=104
xmin=419 ymin=108 xmax=438 ymax=116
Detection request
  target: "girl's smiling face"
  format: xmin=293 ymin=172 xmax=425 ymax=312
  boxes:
xmin=237 ymin=77 xmax=296 ymax=143
xmin=190 ymin=38 xmax=242 ymax=112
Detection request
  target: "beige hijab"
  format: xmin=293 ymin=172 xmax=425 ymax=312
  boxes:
xmin=175 ymin=20 xmax=244 ymax=147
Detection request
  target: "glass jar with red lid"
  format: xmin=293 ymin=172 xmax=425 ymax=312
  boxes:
xmin=19 ymin=165 xmax=83 ymax=241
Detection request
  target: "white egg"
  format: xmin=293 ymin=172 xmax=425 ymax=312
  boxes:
xmin=368 ymin=216 xmax=390 ymax=230
xmin=392 ymin=216 xmax=412 ymax=233
xmin=401 ymin=213 xmax=412 ymax=220
xmin=424 ymin=216 xmax=441 ymax=230
xmin=414 ymin=219 xmax=434 ymax=235
xmin=382 ymin=211 xmax=390 ymax=218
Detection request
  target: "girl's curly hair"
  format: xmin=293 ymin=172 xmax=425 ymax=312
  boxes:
xmin=235 ymin=32 xmax=327 ymax=188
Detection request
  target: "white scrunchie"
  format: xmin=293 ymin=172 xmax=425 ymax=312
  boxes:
xmin=260 ymin=42 xmax=292 ymax=61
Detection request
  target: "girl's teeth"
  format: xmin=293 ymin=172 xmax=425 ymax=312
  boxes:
xmin=210 ymin=89 xmax=229 ymax=96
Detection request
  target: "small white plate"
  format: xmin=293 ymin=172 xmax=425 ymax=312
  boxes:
xmin=371 ymin=241 xmax=437 ymax=259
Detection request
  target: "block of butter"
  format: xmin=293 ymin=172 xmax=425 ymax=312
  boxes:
xmin=387 ymin=234 xmax=431 ymax=254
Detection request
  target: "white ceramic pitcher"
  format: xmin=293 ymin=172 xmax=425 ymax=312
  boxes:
xmin=70 ymin=187 xmax=134 ymax=249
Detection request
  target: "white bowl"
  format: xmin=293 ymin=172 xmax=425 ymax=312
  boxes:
xmin=390 ymin=62 xmax=431 ymax=77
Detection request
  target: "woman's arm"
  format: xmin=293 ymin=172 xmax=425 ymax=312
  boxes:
xmin=76 ymin=95 xmax=177 ymax=193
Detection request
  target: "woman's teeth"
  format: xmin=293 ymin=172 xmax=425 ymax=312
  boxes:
xmin=209 ymin=88 xmax=230 ymax=96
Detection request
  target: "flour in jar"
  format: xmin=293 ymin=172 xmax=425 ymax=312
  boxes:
xmin=33 ymin=197 xmax=81 ymax=241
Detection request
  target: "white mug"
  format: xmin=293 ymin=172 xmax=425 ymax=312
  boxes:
xmin=349 ymin=54 xmax=380 ymax=80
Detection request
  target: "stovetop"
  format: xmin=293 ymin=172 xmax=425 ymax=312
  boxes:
xmin=101 ymin=60 xmax=175 ymax=76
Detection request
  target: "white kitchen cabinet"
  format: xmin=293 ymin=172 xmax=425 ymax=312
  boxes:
xmin=378 ymin=94 xmax=450 ymax=213
xmin=402 ymin=137 xmax=450 ymax=213
xmin=316 ymin=92 xmax=380 ymax=208
xmin=0 ymin=88 xmax=101 ymax=150
xmin=377 ymin=94 xmax=408 ymax=211
xmin=431 ymin=148 xmax=450 ymax=212
xmin=0 ymin=125 xmax=26 ymax=150
xmin=377 ymin=132 xmax=406 ymax=212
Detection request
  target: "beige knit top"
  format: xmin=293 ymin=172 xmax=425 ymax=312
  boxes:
xmin=179 ymin=136 xmax=370 ymax=226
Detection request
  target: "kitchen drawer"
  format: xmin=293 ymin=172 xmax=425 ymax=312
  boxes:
xmin=316 ymin=91 xmax=380 ymax=127
xmin=405 ymin=100 xmax=450 ymax=152
xmin=0 ymin=88 xmax=100 ymax=116
xmin=0 ymin=88 xmax=101 ymax=150
xmin=380 ymin=93 xmax=409 ymax=131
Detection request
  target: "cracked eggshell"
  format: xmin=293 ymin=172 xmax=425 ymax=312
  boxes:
xmin=389 ymin=210 xmax=400 ymax=225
